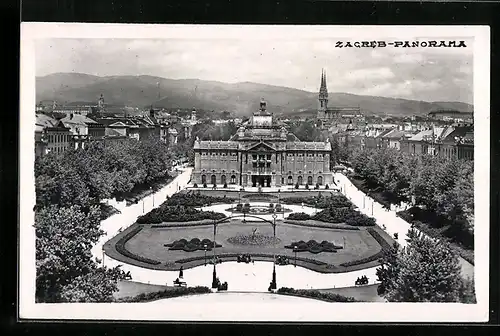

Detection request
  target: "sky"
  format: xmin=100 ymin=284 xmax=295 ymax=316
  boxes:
xmin=35 ymin=37 xmax=474 ymax=104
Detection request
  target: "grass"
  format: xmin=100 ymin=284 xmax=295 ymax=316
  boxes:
xmin=314 ymin=284 xmax=385 ymax=302
xmin=347 ymin=175 xmax=398 ymax=210
xmin=104 ymin=219 xmax=391 ymax=273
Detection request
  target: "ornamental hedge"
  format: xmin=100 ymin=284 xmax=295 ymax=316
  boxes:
xmin=284 ymin=240 xmax=343 ymax=254
xmin=281 ymin=194 xmax=352 ymax=209
xmin=164 ymin=238 xmax=222 ymax=252
xmin=276 ymin=287 xmax=357 ymax=302
xmin=137 ymin=204 xmax=226 ymax=224
xmin=286 ymin=207 xmax=376 ymax=227
xmin=165 ymin=192 xmax=236 ymax=207
xmin=115 ymin=226 xmax=161 ymax=265
xmin=116 ymin=286 xmax=211 ymax=302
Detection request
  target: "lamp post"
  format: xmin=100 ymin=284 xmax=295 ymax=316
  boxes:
xmin=142 ymin=198 xmax=145 ymax=214
xmin=271 ymin=213 xmax=277 ymax=290
xmin=293 ymin=245 xmax=297 ymax=267
xmin=102 ymin=249 xmax=105 ymax=267
xmin=204 ymin=244 xmax=207 ymax=266
xmin=212 ymin=219 xmax=218 ymax=289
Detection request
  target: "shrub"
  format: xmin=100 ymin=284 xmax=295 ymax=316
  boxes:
xmin=117 ymin=286 xmax=211 ymax=302
xmin=137 ymin=204 xmax=226 ymax=224
xmin=276 ymin=287 xmax=357 ymax=302
xmin=325 ymin=184 xmax=329 ymax=189
xmin=203 ymin=183 xmax=207 ymax=188
xmin=115 ymin=226 xmax=161 ymax=265
xmin=193 ymin=183 xmax=198 ymax=188
xmin=223 ymin=183 xmax=228 ymax=188
xmin=315 ymin=183 xmax=320 ymax=190
xmin=165 ymin=192 xmax=236 ymax=207
xmin=305 ymin=184 xmax=310 ymax=190
xmin=295 ymin=183 xmax=299 ymax=189
xmin=287 ymin=212 xmax=311 ymax=220
xmin=165 ymin=238 xmax=222 ymax=251
xmin=312 ymin=207 xmax=375 ymax=226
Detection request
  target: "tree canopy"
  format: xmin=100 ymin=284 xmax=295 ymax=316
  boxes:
xmin=376 ymin=229 xmax=475 ymax=303
xmin=34 ymin=136 xmax=174 ymax=302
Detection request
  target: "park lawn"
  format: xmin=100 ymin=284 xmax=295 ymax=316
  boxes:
xmin=124 ymin=220 xmax=382 ymax=267
xmin=113 ymin=280 xmax=172 ymax=300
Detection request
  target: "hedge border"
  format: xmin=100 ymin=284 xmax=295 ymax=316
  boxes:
xmin=284 ymin=219 xmax=360 ymax=230
xmin=116 ymin=286 xmax=211 ymax=302
xmin=276 ymin=287 xmax=357 ymax=302
xmin=115 ymin=226 xmax=161 ymax=265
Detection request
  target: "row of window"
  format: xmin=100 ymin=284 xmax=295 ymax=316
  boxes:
xmin=199 ymin=152 xmax=327 ymax=158
xmin=286 ymin=176 xmax=324 ymax=185
xmin=201 ymin=175 xmax=237 ymax=184
xmin=48 ymin=133 xmax=70 ymax=143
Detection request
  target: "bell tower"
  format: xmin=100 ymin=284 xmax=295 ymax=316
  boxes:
xmin=317 ymin=69 xmax=329 ymax=119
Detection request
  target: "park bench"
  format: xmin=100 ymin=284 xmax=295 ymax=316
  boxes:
xmin=173 ymin=278 xmax=187 ymax=287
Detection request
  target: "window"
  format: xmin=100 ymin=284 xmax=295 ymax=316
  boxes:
xmin=297 ymin=176 xmax=303 ymax=185
xmin=252 ymin=154 xmax=257 ymax=160
xmin=267 ymin=154 xmax=271 ymax=160
xmin=211 ymin=175 xmax=217 ymax=185
xmin=266 ymin=162 xmax=270 ymax=168
xmin=287 ymin=176 xmax=293 ymax=185
xmin=252 ymin=162 xmax=257 ymax=168
xmin=201 ymin=175 xmax=207 ymax=184
xmin=307 ymin=176 xmax=313 ymax=185
xmin=221 ymin=175 xmax=227 ymax=184
xmin=230 ymin=175 xmax=236 ymax=184
xmin=317 ymin=176 xmax=323 ymax=185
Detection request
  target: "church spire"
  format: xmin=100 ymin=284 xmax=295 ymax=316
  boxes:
xmin=317 ymin=68 xmax=329 ymax=119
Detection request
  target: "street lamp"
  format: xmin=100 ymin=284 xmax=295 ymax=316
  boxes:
xmin=204 ymin=244 xmax=207 ymax=266
xmin=212 ymin=219 xmax=218 ymax=289
xmin=293 ymin=245 xmax=297 ymax=267
xmin=271 ymin=213 xmax=278 ymax=290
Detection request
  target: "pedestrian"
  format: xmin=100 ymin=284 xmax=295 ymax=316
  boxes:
xmin=179 ymin=266 xmax=184 ymax=279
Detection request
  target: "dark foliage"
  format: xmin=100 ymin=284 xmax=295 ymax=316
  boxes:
xmin=137 ymin=204 xmax=226 ymax=224
xmin=164 ymin=238 xmax=222 ymax=252
xmin=285 ymin=240 xmax=343 ymax=253
xmin=277 ymin=287 xmax=357 ymax=302
xmin=116 ymin=286 xmax=211 ymax=302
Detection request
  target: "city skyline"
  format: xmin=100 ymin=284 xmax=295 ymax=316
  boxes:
xmin=36 ymin=37 xmax=474 ymax=104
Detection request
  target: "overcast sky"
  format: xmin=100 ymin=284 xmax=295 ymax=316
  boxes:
xmin=35 ymin=38 xmax=473 ymax=104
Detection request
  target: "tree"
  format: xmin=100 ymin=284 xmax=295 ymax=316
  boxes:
xmin=376 ymin=229 xmax=471 ymax=302
xmin=35 ymin=205 xmax=125 ymax=302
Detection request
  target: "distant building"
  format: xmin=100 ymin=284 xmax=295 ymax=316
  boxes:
xmin=193 ymin=99 xmax=333 ymax=188
xmin=316 ymin=69 xmax=362 ymax=126
xmin=35 ymin=114 xmax=72 ymax=157
xmin=428 ymin=110 xmax=473 ymax=123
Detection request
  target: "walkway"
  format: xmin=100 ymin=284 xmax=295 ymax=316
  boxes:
xmin=334 ymin=173 xmax=474 ymax=279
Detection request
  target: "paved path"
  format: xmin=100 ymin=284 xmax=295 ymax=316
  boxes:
xmin=335 ymin=173 xmax=474 ymax=279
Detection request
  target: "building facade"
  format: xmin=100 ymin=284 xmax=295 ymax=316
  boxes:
xmin=193 ymin=99 xmax=333 ymax=188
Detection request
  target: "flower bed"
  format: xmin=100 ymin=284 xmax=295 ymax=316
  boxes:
xmin=164 ymin=238 xmax=222 ymax=252
xmin=276 ymin=287 xmax=357 ymax=302
xmin=226 ymin=233 xmax=281 ymax=246
xmin=174 ymin=253 xmax=330 ymax=266
xmin=284 ymin=240 xmax=343 ymax=254
xmin=137 ymin=204 xmax=226 ymax=224
xmin=339 ymin=228 xmax=390 ymax=267
xmin=116 ymin=286 xmax=211 ymax=302
xmin=115 ymin=226 xmax=161 ymax=265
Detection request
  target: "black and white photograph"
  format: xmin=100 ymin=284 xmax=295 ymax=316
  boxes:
xmin=19 ymin=24 xmax=490 ymax=322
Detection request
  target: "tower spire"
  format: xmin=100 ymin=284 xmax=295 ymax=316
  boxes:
xmin=317 ymin=68 xmax=329 ymax=119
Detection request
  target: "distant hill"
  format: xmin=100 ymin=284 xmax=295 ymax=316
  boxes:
xmin=36 ymin=72 xmax=474 ymax=117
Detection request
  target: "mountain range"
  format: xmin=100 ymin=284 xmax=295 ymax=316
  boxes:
xmin=36 ymin=73 xmax=474 ymax=117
